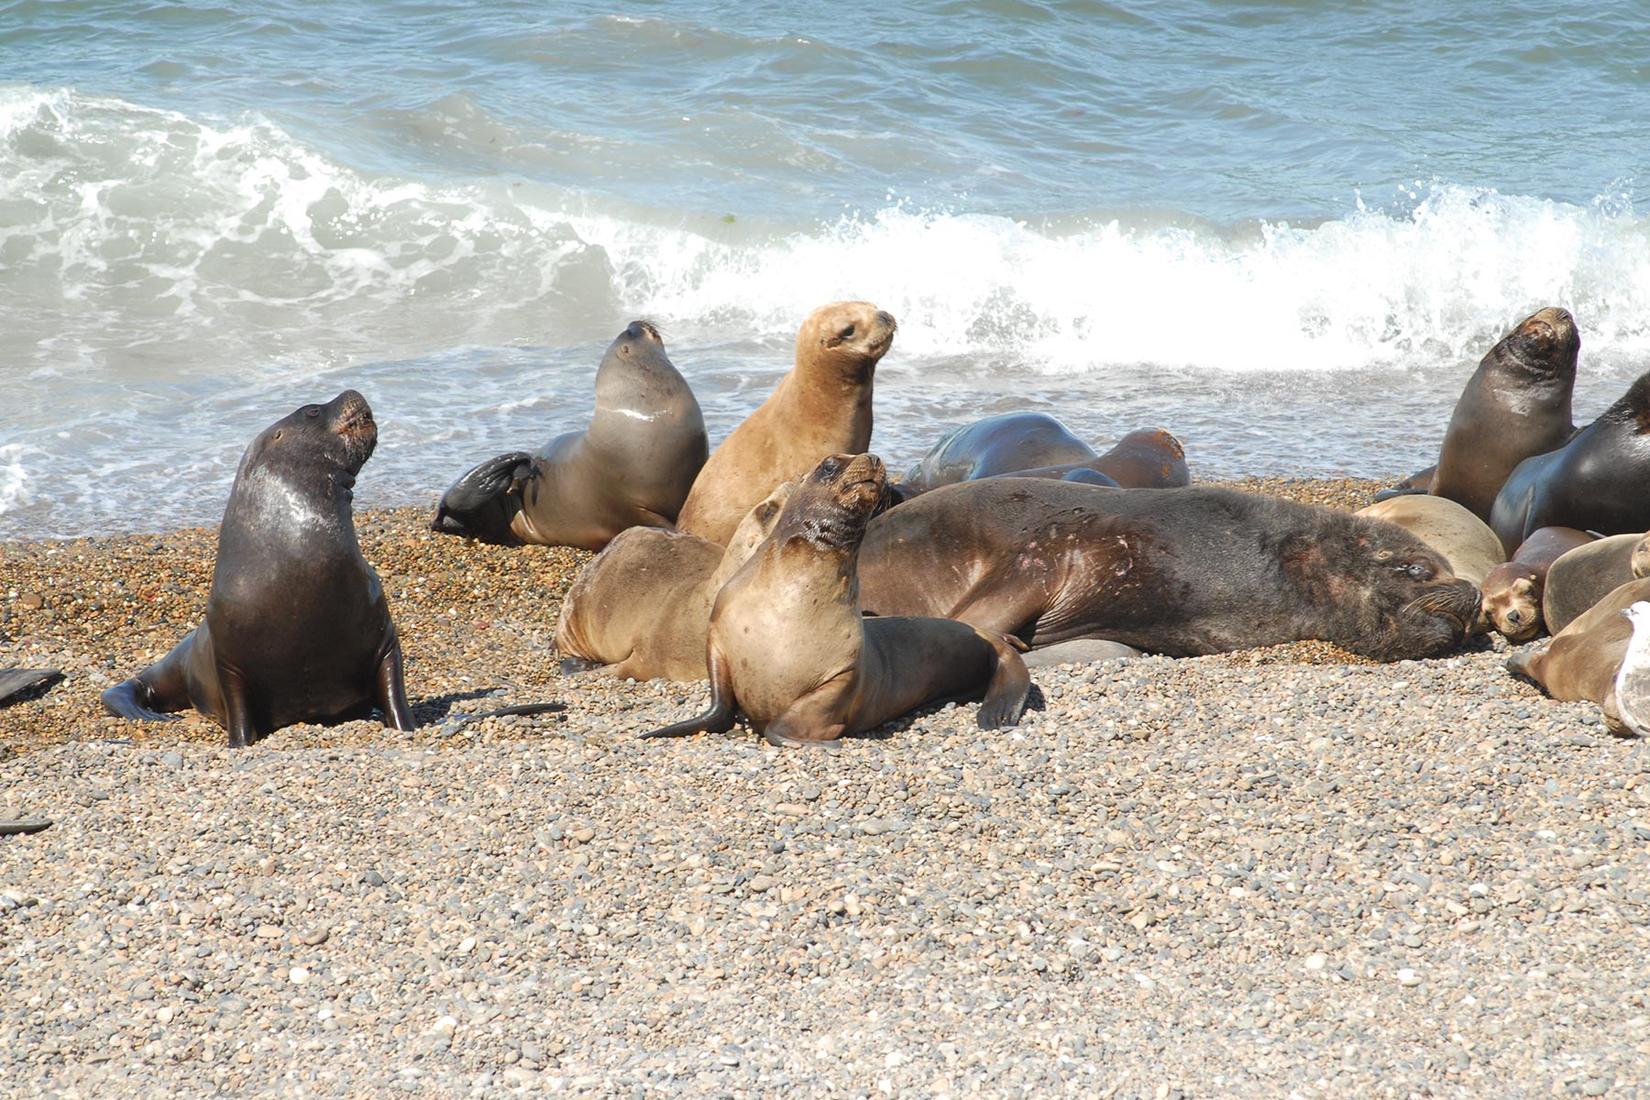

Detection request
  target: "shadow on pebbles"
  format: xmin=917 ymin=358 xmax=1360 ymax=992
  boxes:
xmin=2 ymin=489 xmax=1649 ymax=1097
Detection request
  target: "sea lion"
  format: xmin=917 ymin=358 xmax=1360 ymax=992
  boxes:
xmin=554 ymin=482 xmax=794 ymax=681
xmin=1490 ymin=371 xmax=1650 ymax=551
xmin=1429 ymin=307 xmax=1579 ymax=525
xmin=674 ymin=302 xmax=896 ymax=544
xmin=1541 ymin=532 xmax=1649 ymax=636
xmin=101 ymin=391 xmax=415 ymax=746
xmin=643 ymin=454 xmax=1030 ymax=746
xmin=1480 ymin=527 xmax=1595 ymax=642
xmin=1507 ymin=576 xmax=1650 ymax=731
xmin=1353 ymin=495 xmax=1505 ymax=586
xmin=431 ymin=320 xmax=707 ymax=550
xmin=900 ymin=415 xmax=1189 ymax=492
xmin=855 ymin=480 xmax=1482 ymax=660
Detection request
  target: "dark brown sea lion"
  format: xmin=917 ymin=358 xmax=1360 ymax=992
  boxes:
xmin=1540 ymin=532 xmax=1650 ymax=636
xmin=1480 ymin=527 xmax=1595 ymax=642
xmin=643 ymin=454 xmax=1030 ymax=747
xmin=855 ymin=481 xmax=1482 ymax=660
xmin=431 ymin=320 xmax=707 ymax=551
xmin=554 ymin=482 xmax=793 ymax=681
xmin=101 ymin=391 xmax=414 ymax=746
xmin=1429 ymin=307 xmax=1579 ymax=525
xmin=1490 ymin=372 xmax=1650 ymax=551
xmin=675 ymin=302 xmax=895 ymax=545
xmin=900 ymin=414 xmax=1189 ymax=492
xmin=1507 ymin=577 xmax=1650 ymax=732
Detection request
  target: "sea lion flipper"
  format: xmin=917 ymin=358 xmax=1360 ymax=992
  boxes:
xmin=1372 ymin=485 xmax=1428 ymax=502
xmin=640 ymin=645 xmax=737 ymax=740
xmin=430 ymin=451 xmax=534 ymax=543
xmin=973 ymin=632 xmax=1031 ymax=730
xmin=375 ymin=639 xmax=416 ymax=732
xmin=99 ymin=679 xmax=184 ymax=723
xmin=219 ymin=670 xmax=259 ymax=749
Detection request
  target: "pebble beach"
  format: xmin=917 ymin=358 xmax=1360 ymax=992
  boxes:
xmin=4 ymin=479 xmax=1649 ymax=1098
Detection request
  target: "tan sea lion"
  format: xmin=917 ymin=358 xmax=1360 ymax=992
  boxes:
xmin=1507 ymin=576 xmax=1650 ymax=731
xmin=101 ymin=391 xmax=415 ymax=746
xmin=674 ymin=302 xmax=896 ymax=544
xmin=1491 ymin=371 xmax=1650 ymax=551
xmin=900 ymin=414 xmax=1189 ymax=492
xmin=1354 ymin=496 xmax=1505 ymax=586
xmin=1480 ymin=527 xmax=1595 ymax=642
xmin=856 ymin=481 xmax=1482 ymax=660
xmin=1541 ymin=532 xmax=1648 ymax=636
xmin=431 ymin=320 xmax=708 ymax=551
xmin=554 ymin=482 xmax=794 ymax=681
xmin=643 ymin=453 xmax=1030 ymax=747
xmin=1430 ymin=307 xmax=1579 ymax=525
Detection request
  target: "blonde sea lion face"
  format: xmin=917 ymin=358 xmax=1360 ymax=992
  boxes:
xmin=796 ymin=301 xmax=897 ymax=375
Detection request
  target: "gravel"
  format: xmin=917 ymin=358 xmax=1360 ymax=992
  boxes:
xmin=3 ymin=481 xmax=1649 ymax=1097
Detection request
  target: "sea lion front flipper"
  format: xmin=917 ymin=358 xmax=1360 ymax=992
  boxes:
xmin=220 ymin=669 xmax=259 ymax=749
xmin=100 ymin=636 xmax=194 ymax=722
xmin=640 ymin=644 xmax=737 ymax=740
xmin=375 ymin=638 xmax=416 ymax=732
xmin=973 ymin=631 xmax=1031 ymax=730
xmin=430 ymin=451 xmax=534 ymax=543
xmin=100 ymin=679 xmax=185 ymax=723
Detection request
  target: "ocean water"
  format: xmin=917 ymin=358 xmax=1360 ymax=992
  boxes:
xmin=1 ymin=0 xmax=1647 ymax=538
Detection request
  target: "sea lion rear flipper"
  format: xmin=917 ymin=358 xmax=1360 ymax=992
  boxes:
xmin=430 ymin=452 xmax=534 ymax=543
xmin=375 ymin=638 xmax=417 ymax=732
xmin=974 ymin=631 xmax=1031 ymax=730
xmin=640 ymin=644 xmax=737 ymax=740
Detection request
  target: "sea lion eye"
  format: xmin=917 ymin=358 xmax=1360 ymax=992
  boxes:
xmin=839 ymin=324 xmax=856 ymax=339
xmin=303 ymin=405 xmax=321 ymax=418
xmin=272 ymin=430 xmax=283 ymax=441
xmin=1403 ymin=561 xmax=1431 ymax=580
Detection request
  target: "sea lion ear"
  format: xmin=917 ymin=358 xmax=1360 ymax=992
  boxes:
xmin=1371 ymin=547 xmax=1394 ymax=563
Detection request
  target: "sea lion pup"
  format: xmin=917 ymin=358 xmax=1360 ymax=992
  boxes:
xmin=1491 ymin=371 xmax=1650 ymax=551
xmin=643 ymin=454 xmax=1030 ymax=747
xmin=1480 ymin=527 xmax=1596 ymax=642
xmin=1507 ymin=578 xmax=1650 ymax=733
xmin=1428 ymin=307 xmax=1579 ymax=523
xmin=1354 ymin=496 xmax=1505 ymax=586
xmin=855 ymin=481 xmax=1482 ymax=660
xmin=674 ymin=302 xmax=896 ymax=544
xmin=431 ymin=320 xmax=707 ymax=551
xmin=900 ymin=414 xmax=1190 ymax=492
xmin=101 ymin=391 xmax=415 ymax=746
xmin=554 ymin=482 xmax=794 ymax=681
xmin=1541 ymin=532 xmax=1650 ymax=636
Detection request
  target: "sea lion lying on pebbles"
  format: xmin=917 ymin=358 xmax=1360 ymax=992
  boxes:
xmin=101 ymin=391 xmax=415 ymax=746
xmin=431 ymin=320 xmax=707 ymax=551
xmin=1508 ymin=577 xmax=1650 ymax=734
xmin=1541 ymin=532 xmax=1649 ymax=636
xmin=675 ymin=302 xmax=896 ymax=544
xmin=856 ymin=480 xmax=1483 ymax=661
xmin=555 ymin=482 xmax=793 ymax=681
xmin=900 ymin=414 xmax=1189 ymax=493
xmin=643 ymin=453 xmax=1030 ymax=747
xmin=1480 ymin=527 xmax=1595 ymax=642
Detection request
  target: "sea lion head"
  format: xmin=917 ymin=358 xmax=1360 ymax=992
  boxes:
xmin=595 ymin=319 xmax=682 ymax=403
xmin=1502 ymin=306 xmax=1580 ymax=376
xmin=247 ymin=390 xmax=378 ymax=484
xmin=797 ymin=301 xmax=898 ymax=381
xmin=777 ymin=453 xmax=887 ymax=552
xmin=1285 ymin=511 xmax=1482 ymax=660
xmin=1480 ymin=561 xmax=1543 ymax=642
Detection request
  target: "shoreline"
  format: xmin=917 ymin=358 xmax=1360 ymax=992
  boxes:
xmin=4 ymin=477 xmax=1648 ymax=1096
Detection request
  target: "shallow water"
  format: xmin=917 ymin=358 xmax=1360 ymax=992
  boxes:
xmin=1 ymin=1 xmax=1647 ymax=536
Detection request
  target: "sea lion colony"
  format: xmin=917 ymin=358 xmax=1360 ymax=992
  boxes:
xmin=95 ymin=302 xmax=1650 ymax=745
